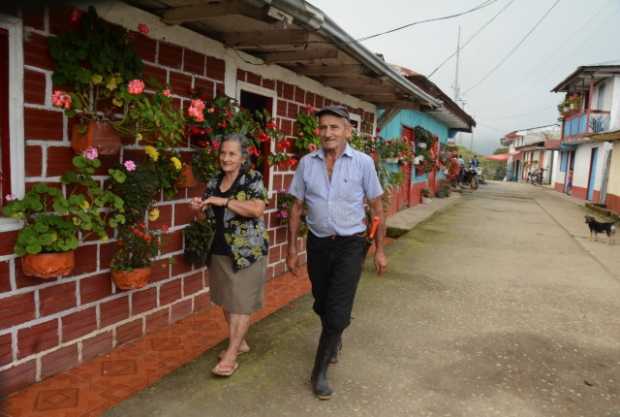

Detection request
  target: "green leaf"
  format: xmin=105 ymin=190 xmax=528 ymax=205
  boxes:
xmin=73 ymin=156 xmax=87 ymax=169
xmin=25 ymin=243 xmax=42 ymax=254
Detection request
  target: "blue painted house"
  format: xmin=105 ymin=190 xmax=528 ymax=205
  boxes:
xmin=379 ymin=66 xmax=476 ymax=213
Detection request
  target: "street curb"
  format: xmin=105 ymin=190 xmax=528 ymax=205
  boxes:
xmin=386 ymin=194 xmax=462 ymax=238
xmin=585 ymin=202 xmax=620 ymax=221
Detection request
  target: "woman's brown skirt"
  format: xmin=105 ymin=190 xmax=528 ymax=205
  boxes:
xmin=209 ymin=255 xmax=267 ymax=314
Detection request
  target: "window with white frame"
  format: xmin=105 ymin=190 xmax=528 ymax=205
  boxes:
xmin=0 ymin=15 xmax=25 ymax=230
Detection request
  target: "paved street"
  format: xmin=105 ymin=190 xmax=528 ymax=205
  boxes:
xmin=105 ymin=182 xmax=620 ymax=417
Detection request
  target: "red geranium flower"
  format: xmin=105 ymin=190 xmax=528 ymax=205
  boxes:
xmin=258 ymin=132 xmax=270 ymax=143
xmin=138 ymin=23 xmax=150 ymax=34
xmin=248 ymin=146 xmax=260 ymax=157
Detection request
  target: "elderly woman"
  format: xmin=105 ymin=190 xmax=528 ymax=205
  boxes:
xmin=191 ymin=133 xmax=269 ymax=377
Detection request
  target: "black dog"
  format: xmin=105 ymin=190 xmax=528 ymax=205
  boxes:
xmin=584 ymin=215 xmax=616 ymax=244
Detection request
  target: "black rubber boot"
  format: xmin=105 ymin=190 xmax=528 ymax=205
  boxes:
xmin=329 ymin=335 xmax=342 ymax=364
xmin=310 ymin=331 xmax=340 ymax=400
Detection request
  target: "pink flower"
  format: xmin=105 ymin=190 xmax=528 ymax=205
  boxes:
xmin=279 ymin=210 xmax=288 ymax=219
xmin=188 ymin=99 xmax=206 ymax=122
xmin=308 ymin=143 xmax=317 ymax=152
xmin=70 ymin=8 xmax=83 ymax=24
xmin=212 ymin=139 xmax=221 ymax=151
xmin=52 ymin=90 xmax=72 ymax=110
xmin=162 ymin=89 xmax=171 ymax=97
xmin=83 ymin=147 xmax=98 ymax=161
xmin=138 ymin=23 xmax=149 ymax=34
xmin=123 ymin=160 xmax=137 ymax=171
xmin=127 ymin=79 xmax=145 ymax=95
xmin=5 ymin=194 xmax=16 ymax=202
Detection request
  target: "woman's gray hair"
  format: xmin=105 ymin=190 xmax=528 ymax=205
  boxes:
xmin=220 ymin=133 xmax=251 ymax=171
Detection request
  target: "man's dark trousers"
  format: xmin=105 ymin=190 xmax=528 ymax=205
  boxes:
xmin=306 ymin=232 xmax=367 ymax=336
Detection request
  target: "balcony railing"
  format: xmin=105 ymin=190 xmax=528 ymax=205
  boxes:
xmin=562 ymin=110 xmax=610 ymax=140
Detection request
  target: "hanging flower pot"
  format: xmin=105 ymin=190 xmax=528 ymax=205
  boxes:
xmin=384 ymin=157 xmax=399 ymax=164
xmin=71 ymin=121 xmax=122 ymax=155
xmin=176 ymin=163 xmax=198 ymax=188
xmin=22 ymin=251 xmax=75 ymax=279
xmin=111 ymin=267 xmax=152 ymax=290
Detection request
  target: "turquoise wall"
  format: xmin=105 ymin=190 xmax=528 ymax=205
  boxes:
xmin=379 ymin=109 xmax=450 ymax=183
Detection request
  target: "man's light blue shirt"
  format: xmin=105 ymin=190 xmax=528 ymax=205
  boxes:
xmin=288 ymin=144 xmax=383 ymax=237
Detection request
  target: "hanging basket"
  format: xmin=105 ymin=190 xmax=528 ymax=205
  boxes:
xmin=111 ymin=267 xmax=152 ymax=290
xmin=71 ymin=121 xmax=122 ymax=155
xmin=22 ymin=251 xmax=75 ymax=279
xmin=176 ymin=163 xmax=198 ymax=188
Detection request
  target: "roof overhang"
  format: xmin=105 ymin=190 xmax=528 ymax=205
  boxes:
xmin=551 ymin=65 xmax=620 ymax=93
xmin=125 ymin=0 xmax=441 ymax=108
xmin=591 ymin=129 xmax=620 ymax=142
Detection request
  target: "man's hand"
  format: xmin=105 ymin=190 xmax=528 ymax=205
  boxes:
xmin=374 ymin=250 xmax=387 ymax=275
xmin=286 ymin=246 xmax=299 ymax=276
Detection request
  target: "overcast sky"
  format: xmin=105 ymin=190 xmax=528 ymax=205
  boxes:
xmin=309 ymin=0 xmax=620 ymax=154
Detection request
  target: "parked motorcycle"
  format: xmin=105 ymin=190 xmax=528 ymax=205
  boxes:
xmin=462 ymin=167 xmax=479 ymax=190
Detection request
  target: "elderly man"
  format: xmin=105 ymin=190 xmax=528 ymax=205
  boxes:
xmin=287 ymin=105 xmax=387 ymax=400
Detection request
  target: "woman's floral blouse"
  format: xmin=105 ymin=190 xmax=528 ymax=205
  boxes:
xmin=203 ymin=169 xmax=269 ymax=271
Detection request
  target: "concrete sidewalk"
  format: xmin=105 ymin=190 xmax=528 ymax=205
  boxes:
xmin=105 ymin=182 xmax=620 ymax=417
xmin=386 ymin=194 xmax=461 ymax=237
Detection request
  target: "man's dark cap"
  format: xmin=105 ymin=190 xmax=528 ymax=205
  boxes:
xmin=315 ymin=105 xmax=350 ymax=122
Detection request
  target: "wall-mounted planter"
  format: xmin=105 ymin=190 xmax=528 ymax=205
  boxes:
xmin=112 ymin=267 xmax=152 ymax=290
xmin=22 ymin=251 xmax=75 ymax=279
xmin=72 ymin=121 xmax=122 ymax=155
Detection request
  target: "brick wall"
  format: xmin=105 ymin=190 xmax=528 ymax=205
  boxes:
xmin=0 ymin=7 xmax=376 ymax=397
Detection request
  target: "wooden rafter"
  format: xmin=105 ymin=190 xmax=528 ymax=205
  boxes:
xmin=318 ymin=76 xmax=385 ymax=88
xmin=261 ymin=49 xmax=338 ymax=64
xmin=162 ymin=1 xmax=264 ymax=24
xmin=296 ymin=64 xmax=366 ymax=77
xmin=221 ymin=30 xmax=309 ymax=48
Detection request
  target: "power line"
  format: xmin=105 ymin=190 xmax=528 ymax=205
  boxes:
xmin=355 ymin=0 xmax=500 ymax=43
xmin=427 ymin=0 xmax=516 ymax=78
xmin=463 ymin=0 xmax=562 ymax=95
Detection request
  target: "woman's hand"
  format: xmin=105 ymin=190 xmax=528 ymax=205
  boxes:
xmin=204 ymin=196 xmax=228 ymax=207
xmin=190 ymin=197 xmax=206 ymax=211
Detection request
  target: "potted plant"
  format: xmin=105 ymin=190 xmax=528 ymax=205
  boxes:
xmin=183 ymin=217 xmax=216 ymax=267
xmin=110 ymin=224 xmax=162 ymax=289
xmin=48 ymin=7 xmax=143 ymax=155
xmin=3 ymin=149 xmax=126 ymax=278
xmin=294 ymin=105 xmax=321 ymax=157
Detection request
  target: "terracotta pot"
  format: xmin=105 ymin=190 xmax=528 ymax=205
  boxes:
xmin=112 ymin=267 xmax=152 ymax=290
xmin=176 ymin=163 xmax=197 ymax=188
xmin=71 ymin=121 xmax=122 ymax=155
xmin=22 ymin=251 xmax=75 ymax=279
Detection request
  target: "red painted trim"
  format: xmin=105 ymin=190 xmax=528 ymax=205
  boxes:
xmin=571 ymin=186 xmax=587 ymax=200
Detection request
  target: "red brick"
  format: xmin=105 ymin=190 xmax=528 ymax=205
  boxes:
xmin=131 ymin=287 xmax=156 ymax=315
xmin=246 ymin=71 xmax=261 ymax=86
xmin=237 ymin=69 xmax=246 ymax=82
xmin=262 ymin=78 xmax=275 ymax=90
xmin=269 ymin=246 xmax=281 ymax=264
xmin=206 ymin=56 xmax=225 ymax=81
xmin=283 ymin=83 xmax=294 ymax=100
xmin=194 ymin=77 xmax=214 ymax=100
xmin=161 ymin=230 xmax=182 ymax=255
xmin=24 ymin=69 xmax=46 ymax=105
xmin=14 ymin=260 xmax=41 ymax=289
xmin=283 ymin=173 xmax=294 ymax=190
xmin=0 ymin=292 xmax=35 ymax=330
xmin=17 ymin=319 xmax=59 ymax=358
xmin=287 ymin=102 xmax=299 ymax=119
xmin=170 ymin=71 xmax=192 ymax=97
xmin=159 ymin=280 xmax=181 ymax=306
xmin=47 ymin=146 xmax=75 ymax=176
xmin=146 ymin=308 xmax=169 ymax=333
xmin=215 ymin=82 xmax=225 ymax=96
xmin=315 ymin=95 xmax=324 ymax=108
xmin=183 ymin=272 xmax=203 ymax=296
xmin=40 ymin=282 xmax=76 ymax=316
xmin=41 ymin=344 xmax=78 ymax=379
xmin=81 ymin=330 xmax=113 ymax=362
xmin=294 ymin=87 xmax=305 ymax=103
xmin=25 ymin=145 xmax=43 ymax=177
xmin=24 ymin=32 xmax=54 ymax=70
xmin=22 ymin=8 xmax=45 ymax=30
xmin=183 ymin=49 xmax=205 ymax=75
xmin=99 ymin=242 xmax=116 ymax=270
xmin=305 ymin=91 xmax=316 ymax=106
xmin=128 ymin=31 xmax=156 ymax=63
xmin=172 ymin=254 xmax=192 ymax=276
xmin=277 ymin=81 xmax=284 ymax=97
xmin=150 ymin=258 xmax=171 ymax=283
xmin=0 ymin=333 xmax=12 ymax=366
xmin=276 ymin=227 xmax=288 ymax=245
xmin=116 ymin=318 xmax=143 ymax=346
xmin=277 ymin=100 xmax=287 ymax=117
xmin=274 ymin=261 xmax=285 ymax=276
xmin=0 ymin=360 xmax=36 ymax=398
xmin=80 ymin=272 xmax=112 ymax=304
xmin=193 ymin=292 xmax=211 ymax=311
xmin=24 ymin=108 xmax=63 ymax=141
xmin=171 ymin=299 xmax=192 ymax=322
xmin=280 ymin=119 xmax=293 ymax=135
xmin=0 ymin=261 xmax=10 ymax=293
xmin=158 ymin=41 xmax=183 ymax=69
xmin=0 ymin=231 xmax=17 ymax=257
xmin=143 ymin=63 xmax=167 ymax=88
xmin=174 ymin=203 xmax=193 ymax=226
xmin=72 ymin=244 xmax=98 ymax=276
xmin=62 ymin=307 xmax=96 ymax=342
xmin=100 ymin=296 xmax=129 ymax=328
xmin=48 ymin=6 xmax=77 ymax=35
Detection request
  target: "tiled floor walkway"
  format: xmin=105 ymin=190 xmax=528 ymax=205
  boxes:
xmin=0 ymin=271 xmax=311 ymax=417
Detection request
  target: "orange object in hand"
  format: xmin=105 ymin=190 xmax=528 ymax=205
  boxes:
xmin=368 ymin=216 xmax=380 ymax=240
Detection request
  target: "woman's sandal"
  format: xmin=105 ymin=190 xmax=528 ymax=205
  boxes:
xmin=218 ymin=345 xmax=250 ymax=360
xmin=211 ymin=361 xmax=239 ymax=377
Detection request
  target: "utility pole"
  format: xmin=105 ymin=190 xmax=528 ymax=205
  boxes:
xmin=453 ymin=26 xmax=462 ymax=105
